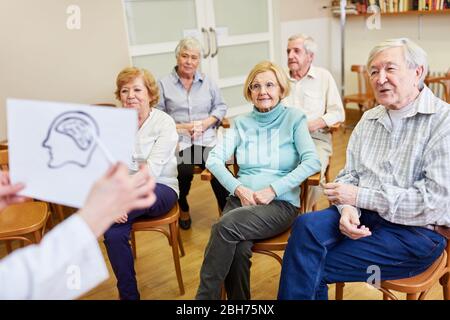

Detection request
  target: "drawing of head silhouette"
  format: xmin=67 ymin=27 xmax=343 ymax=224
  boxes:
xmin=42 ymin=111 xmax=100 ymax=168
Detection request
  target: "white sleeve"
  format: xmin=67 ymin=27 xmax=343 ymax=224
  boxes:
xmin=147 ymin=115 xmax=178 ymax=178
xmin=321 ymin=71 xmax=345 ymax=127
xmin=0 ymin=214 xmax=108 ymax=300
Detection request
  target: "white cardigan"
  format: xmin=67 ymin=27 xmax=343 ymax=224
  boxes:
xmin=132 ymin=108 xmax=179 ymax=195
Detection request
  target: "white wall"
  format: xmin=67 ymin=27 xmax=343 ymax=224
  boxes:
xmin=0 ymin=0 xmax=131 ymax=140
xmin=280 ymin=18 xmax=337 ymax=76
xmin=343 ymin=14 xmax=450 ymax=96
xmin=279 ymin=1 xmax=342 ymax=89
xmin=279 ymin=9 xmax=450 ymax=108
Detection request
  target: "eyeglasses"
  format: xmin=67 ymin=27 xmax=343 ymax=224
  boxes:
xmin=249 ymin=82 xmax=278 ymax=93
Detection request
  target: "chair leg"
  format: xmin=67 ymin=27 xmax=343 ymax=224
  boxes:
xmin=34 ymin=230 xmax=42 ymax=243
xmin=325 ymin=163 xmax=331 ymax=207
xmin=5 ymin=241 xmax=13 ymax=254
xmin=325 ymin=164 xmax=331 ymax=185
xmin=220 ymin=283 xmax=227 ymax=300
xmin=440 ymin=273 xmax=450 ymax=300
xmin=177 ymin=226 xmax=185 ymax=257
xmin=343 ymin=102 xmax=348 ymax=133
xmin=335 ymin=282 xmax=345 ymax=300
xmin=406 ymin=293 xmax=418 ymax=300
xmin=169 ymin=221 xmax=185 ymax=295
xmin=55 ymin=204 xmax=65 ymax=222
xmin=131 ymin=231 xmax=137 ymax=260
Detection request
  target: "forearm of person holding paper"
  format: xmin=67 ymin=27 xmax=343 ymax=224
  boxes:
xmin=0 ymin=163 xmax=156 ymax=299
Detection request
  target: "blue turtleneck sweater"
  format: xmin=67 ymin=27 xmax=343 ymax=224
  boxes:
xmin=206 ymin=103 xmax=321 ymax=207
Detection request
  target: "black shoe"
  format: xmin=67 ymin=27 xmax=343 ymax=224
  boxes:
xmin=179 ymin=217 xmax=192 ymax=230
xmin=179 ymin=210 xmax=191 ymax=230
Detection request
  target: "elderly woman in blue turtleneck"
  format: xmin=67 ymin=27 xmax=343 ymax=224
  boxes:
xmin=196 ymin=61 xmax=321 ymax=300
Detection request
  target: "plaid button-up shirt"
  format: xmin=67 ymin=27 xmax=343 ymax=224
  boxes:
xmin=335 ymin=86 xmax=450 ymax=227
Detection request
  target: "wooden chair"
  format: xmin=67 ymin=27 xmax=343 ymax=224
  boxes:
xmin=311 ymin=122 xmax=342 ymax=211
xmin=130 ymin=203 xmax=186 ymax=295
xmin=1 ymin=143 xmax=66 ymax=224
xmin=201 ymin=159 xmax=320 ymax=299
xmin=425 ymin=74 xmax=450 ymax=103
xmin=0 ymin=140 xmax=8 ymax=150
xmin=0 ymin=149 xmax=50 ymax=255
xmin=92 ymin=103 xmax=116 ymax=107
xmin=343 ymin=65 xmax=376 ymax=130
xmin=335 ymin=230 xmax=450 ymax=300
xmin=250 ymin=173 xmax=320 ymax=263
xmin=219 ymin=117 xmax=230 ymax=129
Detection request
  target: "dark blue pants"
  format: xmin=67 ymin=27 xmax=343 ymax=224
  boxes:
xmin=278 ymin=206 xmax=447 ymax=300
xmin=104 ymin=183 xmax=178 ymax=300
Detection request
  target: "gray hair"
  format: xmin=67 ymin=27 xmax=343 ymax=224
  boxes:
xmin=288 ymin=34 xmax=318 ymax=55
xmin=175 ymin=37 xmax=202 ymax=59
xmin=367 ymin=38 xmax=428 ymax=89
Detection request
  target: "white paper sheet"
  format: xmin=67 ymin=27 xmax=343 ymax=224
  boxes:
xmin=7 ymin=98 xmax=137 ymax=208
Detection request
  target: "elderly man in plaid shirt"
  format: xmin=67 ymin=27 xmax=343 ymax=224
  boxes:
xmin=278 ymin=38 xmax=450 ymax=300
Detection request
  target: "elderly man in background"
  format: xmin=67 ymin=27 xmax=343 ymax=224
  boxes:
xmin=278 ymin=38 xmax=450 ymax=300
xmin=283 ymin=34 xmax=345 ymax=210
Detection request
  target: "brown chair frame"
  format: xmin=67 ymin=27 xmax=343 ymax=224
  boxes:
xmin=0 ymin=149 xmax=50 ymax=255
xmin=311 ymin=122 xmax=342 ymax=211
xmin=130 ymin=203 xmax=186 ymax=295
xmin=335 ymin=230 xmax=449 ymax=300
xmin=343 ymin=65 xmax=376 ymax=130
xmin=425 ymin=74 xmax=450 ymax=103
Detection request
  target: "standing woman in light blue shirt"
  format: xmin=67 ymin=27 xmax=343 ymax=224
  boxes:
xmin=195 ymin=61 xmax=321 ymax=300
xmin=157 ymin=37 xmax=228 ymax=230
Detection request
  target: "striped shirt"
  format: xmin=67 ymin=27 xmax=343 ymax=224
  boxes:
xmin=335 ymin=86 xmax=450 ymax=227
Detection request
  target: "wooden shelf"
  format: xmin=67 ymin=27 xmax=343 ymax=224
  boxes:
xmin=347 ymin=9 xmax=450 ymax=17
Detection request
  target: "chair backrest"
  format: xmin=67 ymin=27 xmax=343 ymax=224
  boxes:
xmin=425 ymin=74 xmax=450 ymax=103
xmin=218 ymin=155 xmax=317 ymax=214
xmin=351 ymin=64 xmax=374 ymax=98
xmin=0 ymin=149 xmax=8 ymax=171
xmin=92 ymin=103 xmax=116 ymax=107
xmin=0 ymin=140 xmax=7 ymax=150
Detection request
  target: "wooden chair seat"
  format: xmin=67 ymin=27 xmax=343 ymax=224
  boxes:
xmin=252 ymin=228 xmax=292 ymax=265
xmin=0 ymin=202 xmax=49 ymax=237
xmin=336 ymin=232 xmax=450 ymax=300
xmin=0 ymin=149 xmax=50 ymax=254
xmin=132 ymin=206 xmax=180 ymax=229
xmin=250 ymin=172 xmax=320 ymax=264
xmin=0 ymin=201 xmax=49 ymax=254
xmin=130 ymin=203 xmax=185 ymax=295
xmin=380 ymin=250 xmax=448 ymax=299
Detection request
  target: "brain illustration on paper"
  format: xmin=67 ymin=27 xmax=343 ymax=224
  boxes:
xmin=42 ymin=111 xmax=100 ymax=168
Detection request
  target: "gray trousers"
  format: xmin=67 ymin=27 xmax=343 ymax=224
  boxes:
xmin=196 ymin=196 xmax=298 ymax=300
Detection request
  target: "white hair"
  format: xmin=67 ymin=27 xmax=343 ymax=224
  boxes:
xmin=175 ymin=37 xmax=202 ymax=59
xmin=367 ymin=38 xmax=428 ymax=89
xmin=288 ymin=34 xmax=318 ymax=55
